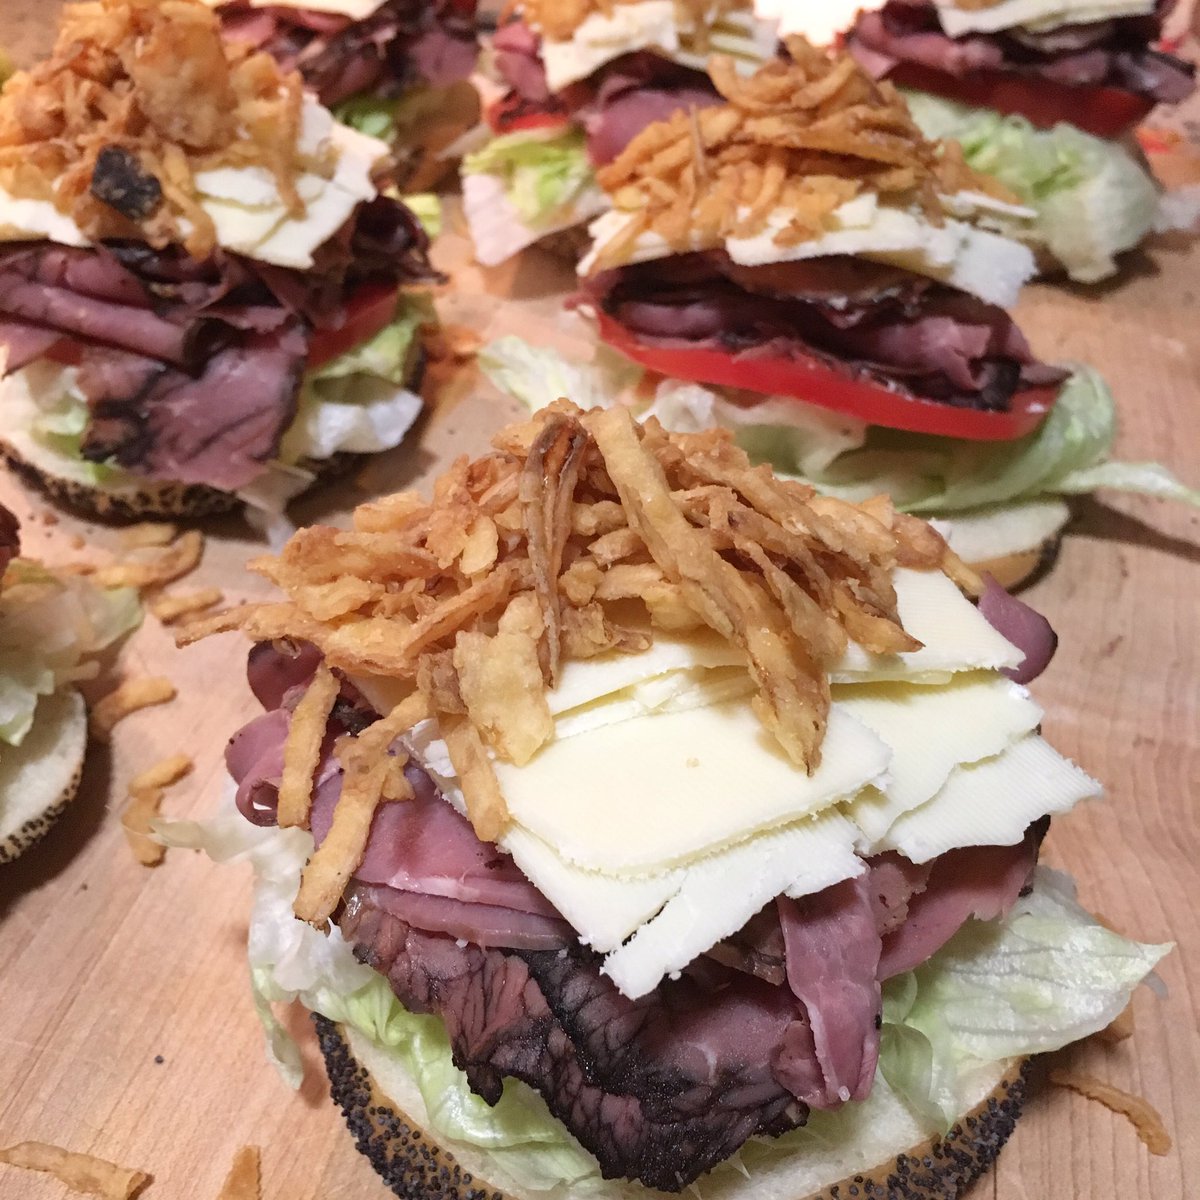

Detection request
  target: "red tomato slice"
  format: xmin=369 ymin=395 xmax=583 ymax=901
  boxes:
xmin=594 ymin=311 xmax=1057 ymax=442
xmin=307 ymin=282 xmax=400 ymax=369
xmin=887 ymin=62 xmax=1156 ymax=139
xmin=486 ymin=94 xmax=574 ymax=136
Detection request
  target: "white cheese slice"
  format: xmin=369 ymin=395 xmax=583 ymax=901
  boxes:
xmin=934 ymin=0 xmax=1154 ymax=38
xmin=540 ymin=1 xmax=778 ymax=92
xmin=0 ymin=193 xmax=89 ymax=248
xmin=583 ymin=192 xmax=1036 ymax=307
xmin=833 ymin=568 xmax=1023 ymax=683
xmin=601 ymin=809 xmax=864 ymax=998
xmin=550 ymin=626 xmax=746 ymax=715
xmin=753 ymin=0 xmax=864 ymax=45
xmin=496 ymin=702 xmax=889 ymax=872
xmin=0 ymin=98 xmax=386 ymax=269
xmin=838 ymin=672 xmax=1043 ymax=847
xmin=553 ymin=666 xmax=755 ymax=740
xmin=879 ymin=734 xmax=1100 ymax=862
xmin=502 ymin=824 xmax=682 ymax=951
xmin=198 ymin=0 xmax=389 ymax=18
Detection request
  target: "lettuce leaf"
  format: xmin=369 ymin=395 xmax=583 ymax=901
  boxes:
xmin=463 ymin=129 xmax=596 ymax=227
xmin=0 ymin=568 xmax=140 ymax=746
xmin=904 ymin=91 xmax=1159 ymax=284
xmin=482 ymin=338 xmax=1200 ymax=516
xmin=879 ymin=867 xmax=1169 ymax=1128
xmin=334 ymin=93 xmax=403 ymax=143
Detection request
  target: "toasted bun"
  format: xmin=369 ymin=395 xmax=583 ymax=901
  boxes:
xmin=2 ymin=437 xmax=364 ymax=523
xmin=0 ymin=687 xmax=88 ymax=863
xmin=967 ymin=540 xmax=1060 ymax=591
xmin=2 ymin=438 xmax=241 ymax=521
xmin=314 ymin=1015 xmax=1029 ymax=1200
xmin=939 ymin=498 xmax=1070 ymax=591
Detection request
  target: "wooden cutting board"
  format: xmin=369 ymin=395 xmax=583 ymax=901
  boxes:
xmin=0 ymin=9 xmax=1198 ymax=1200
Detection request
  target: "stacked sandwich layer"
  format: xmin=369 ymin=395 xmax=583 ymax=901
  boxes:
xmin=0 ymin=0 xmax=436 ymax=524
xmin=462 ymin=0 xmax=780 ymax=264
xmin=833 ymin=0 xmax=1198 ymax=280
xmin=195 ymin=407 xmax=1166 ymax=1194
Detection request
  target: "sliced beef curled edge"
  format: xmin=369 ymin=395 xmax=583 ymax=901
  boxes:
xmin=847 ymin=0 xmax=1195 ymax=108
xmin=0 ymin=196 xmax=434 ymax=491
xmin=217 ymin=0 xmax=478 ymax=108
xmin=580 ymin=254 xmax=1067 ymax=413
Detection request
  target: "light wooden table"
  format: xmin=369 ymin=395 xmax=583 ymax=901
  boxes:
xmin=0 ymin=10 xmax=1198 ymax=1200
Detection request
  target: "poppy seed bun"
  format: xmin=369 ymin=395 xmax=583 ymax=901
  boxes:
xmin=0 ymin=687 xmax=87 ymax=863
xmin=1 ymin=436 xmax=362 ymax=523
xmin=2 ymin=438 xmax=241 ymax=521
xmin=314 ymin=1016 xmax=1029 ymax=1200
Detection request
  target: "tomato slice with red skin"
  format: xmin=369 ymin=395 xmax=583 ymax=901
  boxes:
xmin=594 ymin=311 xmax=1057 ymax=442
xmin=307 ymin=282 xmax=400 ymax=369
xmin=886 ymin=62 xmax=1156 ymax=139
xmin=486 ymin=94 xmax=574 ymax=136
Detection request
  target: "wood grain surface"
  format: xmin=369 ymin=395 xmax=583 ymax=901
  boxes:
xmin=0 ymin=7 xmax=1198 ymax=1200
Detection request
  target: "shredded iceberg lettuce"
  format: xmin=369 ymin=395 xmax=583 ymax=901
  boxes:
xmin=481 ymin=337 xmax=1200 ymax=517
xmin=463 ymin=128 xmax=597 ymax=227
xmin=0 ymin=563 xmax=140 ymax=746
xmin=879 ymin=868 xmax=1169 ymax=1128
xmin=163 ymin=797 xmax=1168 ymax=1196
xmin=903 ymin=92 xmax=1159 ymax=284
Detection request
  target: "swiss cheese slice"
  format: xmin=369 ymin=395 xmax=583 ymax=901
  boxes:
xmin=502 ymin=824 xmax=681 ymax=952
xmin=934 ymin=0 xmax=1154 ymax=37
xmin=601 ymin=810 xmax=863 ymax=998
xmin=540 ymin=1 xmax=778 ymax=92
xmin=838 ymin=672 xmax=1043 ymax=847
xmin=496 ymin=703 xmax=888 ymax=872
xmin=583 ymin=193 xmax=1036 ymax=308
xmin=833 ymin=568 xmax=1023 ymax=683
xmin=879 ymin=734 xmax=1100 ymax=863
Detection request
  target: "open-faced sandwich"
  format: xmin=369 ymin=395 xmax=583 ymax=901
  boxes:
xmin=825 ymin=0 xmax=1198 ymax=281
xmin=0 ymin=503 xmax=140 ymax=861
xmin=462 ymin=0 xmax=781 ymax=265
xmin=479 ymin=39 xmax=1196 ymax=587
xmin=206 ymin=0 xmax=482 ymax=190
xmin=171 ymin=404 xmax=1167 ymax=1199
xmin=0 ymin=0 xmax=437 ymax=529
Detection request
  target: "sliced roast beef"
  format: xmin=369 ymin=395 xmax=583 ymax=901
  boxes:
xmin=878 ymin=821 xmax=1047 ymax=979
xmin=777 ymin=875 xmax=882 ymax=1108
xmin=489 ymin=17 xmax=721 ymax=162
xmin=343 ymin=904 xmax=809 ymax=1190
xmin=0 ymin=505 xmax=19 ymax=579
xmin=847 ymin=0 xmax=1195 ymax=112
xmin=216 ymin=0 xmax=477 ymax=108
xmin=579 ymin=55 xmax=721 ymax=165
xmin=581 ymin=254 xmax=1067 ymax=413
xmin=78 ymin=325 xmax=307 ymax=489
xmin=0 ymin=196 xmax=432 ymax=491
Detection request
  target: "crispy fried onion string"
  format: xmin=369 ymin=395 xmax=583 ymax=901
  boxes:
xmin=185 ymin=403 xmax=971 ymax=887
xmin=590 ymin=36 xmax=1016 ymax=270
